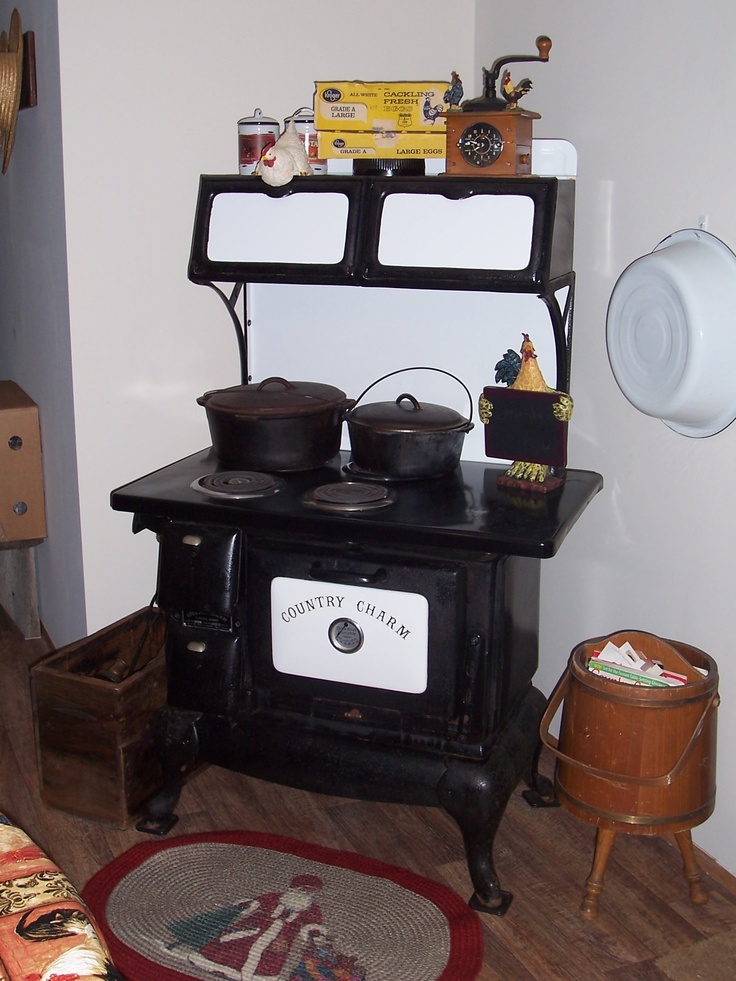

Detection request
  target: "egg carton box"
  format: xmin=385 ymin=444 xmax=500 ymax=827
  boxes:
xmin=317 ymin=129 xmax=446 ymax=160
xmin=315 ymin=81 xmax=449 ymax=133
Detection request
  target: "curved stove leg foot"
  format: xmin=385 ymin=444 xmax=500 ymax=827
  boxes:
xmin=437 ymin=686 xmax=550 ymax=913
xmin=438 ymin=749 xmax=517 ymax=915
xmin=136 ymin=707 xmax=201 ymax=835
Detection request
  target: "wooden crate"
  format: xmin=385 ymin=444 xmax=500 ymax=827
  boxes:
xmin=31 ymin=608 xmax=167 ymax=828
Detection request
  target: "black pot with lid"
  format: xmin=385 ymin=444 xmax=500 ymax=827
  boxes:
xmin=346 ymin=367 xmax=474 ymax=480
xmin=198 ymin=376 xmax=354 ymax=472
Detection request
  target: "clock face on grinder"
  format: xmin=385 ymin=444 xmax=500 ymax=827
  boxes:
xmin=443 ymin=108 xmax=538 ymax=176
xmin=457 ymin=121 xmax=504 ymax=167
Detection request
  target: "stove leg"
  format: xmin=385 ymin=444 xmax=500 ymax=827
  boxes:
xmin=521 ymin=739 xmax=559 ymax=808
xmin=437 ymin=686 xmax=550 ymax=913
xmin=438 ymin=749 xmax=516 ymax=915
xmin=136 ymin=707 xmax=201 ymax=835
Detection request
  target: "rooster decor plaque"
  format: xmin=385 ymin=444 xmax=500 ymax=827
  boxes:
xmin=443 ymin=36 xmax=550 ymax=177
xmin=479 ymin=333 xmax=573 ymax=493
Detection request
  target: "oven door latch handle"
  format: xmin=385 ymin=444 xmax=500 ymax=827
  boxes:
xmin=309 ymin=563 xmax=388 ymax=586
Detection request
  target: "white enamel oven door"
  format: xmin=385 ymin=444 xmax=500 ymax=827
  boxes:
xmin=245 ymin=539 xmax=496 ymax=744
xmin=271 ymin=575 xmax=429 ymax=694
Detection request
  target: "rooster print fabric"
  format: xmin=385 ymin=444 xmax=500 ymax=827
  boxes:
xmin=0 ymin=814 xmax=123 ymax=981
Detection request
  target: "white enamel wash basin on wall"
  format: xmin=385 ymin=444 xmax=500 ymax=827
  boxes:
xmin=606 ymin=229 xmax=736 ymax=437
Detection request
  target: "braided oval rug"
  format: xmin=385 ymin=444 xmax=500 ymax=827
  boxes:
xmin=82 ymin=830 xmax=483 ymax=981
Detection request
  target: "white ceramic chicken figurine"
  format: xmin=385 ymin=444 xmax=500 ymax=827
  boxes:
xmin=255 ymin=118 xmax=313 ymax=186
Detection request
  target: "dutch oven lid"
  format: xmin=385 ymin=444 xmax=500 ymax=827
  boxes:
xmin=197 ymin=377 xmax=350 ymax=418
xmin=348 ymin=393 xmax=471 ymax=433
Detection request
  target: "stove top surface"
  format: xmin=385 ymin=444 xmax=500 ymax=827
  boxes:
xmin=111 ymin=448 xmax=603 ymax=558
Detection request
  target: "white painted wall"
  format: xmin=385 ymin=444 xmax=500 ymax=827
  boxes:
xmin=0 ymin=0 xmax=85 ymax=644
xmin=54 ymin=0 xmax=475 ymax=636
xmin=1 ymin=0 xmax=735 ymax=877
xmin=477 ymin=2 xmax=736 ymax=872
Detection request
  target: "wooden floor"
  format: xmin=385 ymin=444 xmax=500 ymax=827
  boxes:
xmin=3 ymin=606 xmax=736 ymax=981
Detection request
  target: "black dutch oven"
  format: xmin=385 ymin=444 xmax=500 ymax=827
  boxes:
xmin=197 ymin=376 xmax=354 ymax=471
xmin=346 ymin=368 xmax=474 ymax=480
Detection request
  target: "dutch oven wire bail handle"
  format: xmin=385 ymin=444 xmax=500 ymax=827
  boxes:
xmin=351 ymin=366 xmax=475 ymax=428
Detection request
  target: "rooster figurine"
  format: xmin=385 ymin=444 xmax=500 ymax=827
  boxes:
xmin=255 ymin=118 xmax=313 ymax=186
xmin=479 ymin=333 xmax=573 ymax=489
xmin=443 ymin=71 xmax=464 ymax=110
xmin=501 ymin=70 xmax=533 ymax=109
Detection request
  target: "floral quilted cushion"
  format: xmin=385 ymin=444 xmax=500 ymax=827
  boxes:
xmin=0 ymin=814 xmax=124 ymax=980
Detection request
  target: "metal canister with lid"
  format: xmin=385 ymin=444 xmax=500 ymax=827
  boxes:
xmin=238 ymin=109 xmax=280 ymax=175
xmin=284 ymin=107 xmax=327 ymax=174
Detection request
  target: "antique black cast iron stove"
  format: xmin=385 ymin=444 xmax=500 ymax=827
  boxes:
xmin=111 ymin=173 xmax=602 ymax=914
xmin=112 ymin=447 xmax=601 ymax=914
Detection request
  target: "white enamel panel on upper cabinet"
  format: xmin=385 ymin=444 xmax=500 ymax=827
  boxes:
xmin=208 ymin=192 xmax=351 ymax=265
xmin=377 ymin=194 xmax=534 ymax=270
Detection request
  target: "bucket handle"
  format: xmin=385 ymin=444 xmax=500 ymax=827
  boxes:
xmin=539 ymin=670 xmax=720 ymax=788
xmin=351 ymin=367 xmax=474 ymax=426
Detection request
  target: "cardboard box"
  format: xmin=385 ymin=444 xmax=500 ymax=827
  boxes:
xmin=31 ymin=609 xmax=168 ymax=828
xmin=315 ymin=80 xmax=448 ymax=132
xmin=0 ymin=380 xmax=46 ymax=543
xmin=317 ymin=129 xmax=446 ymax=160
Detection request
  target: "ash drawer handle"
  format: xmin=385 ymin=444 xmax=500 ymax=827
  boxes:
xmin=186 ymin=641 xmax=207 ymax=653
xmin=309 ymin=562 xmax=388 ymax=586
xmin=182 ymin=534 xmax=202 ymax=547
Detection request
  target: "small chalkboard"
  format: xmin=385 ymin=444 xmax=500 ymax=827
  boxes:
xmin=482 ymin=387 xmax=568 ymax=466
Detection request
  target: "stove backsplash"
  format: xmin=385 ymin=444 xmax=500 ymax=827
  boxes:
xmin=246 ymin=284 xmax=562 ymax=466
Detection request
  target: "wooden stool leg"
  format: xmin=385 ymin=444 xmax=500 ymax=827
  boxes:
xmin=580 ymin=826 xmax=617 ymax=919
xmin=674 ymin=830 xmax=709 ymax=906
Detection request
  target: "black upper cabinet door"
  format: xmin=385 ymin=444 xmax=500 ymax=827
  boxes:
xmin=187 ymin=175 xmax=366 ymax=286
xmin=187 ymin=174 xmax=574 ymax=292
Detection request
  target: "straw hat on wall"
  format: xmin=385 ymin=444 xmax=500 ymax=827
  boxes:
xmin=0 ymin=8 xmax=23 ymax=174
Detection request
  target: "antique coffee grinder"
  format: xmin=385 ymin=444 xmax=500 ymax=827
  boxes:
xmin=443 ymin=35 xmax=551 ymax=176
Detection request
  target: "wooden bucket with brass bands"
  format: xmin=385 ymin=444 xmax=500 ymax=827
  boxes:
xmin=540 ymin=631 xmax=719 ymax=835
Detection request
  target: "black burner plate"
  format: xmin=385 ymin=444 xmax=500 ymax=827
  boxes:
xmin=191 ymin=471 xmax=284 ymax=500
xmin=302 ymin=481 xmax=397 ymax=512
